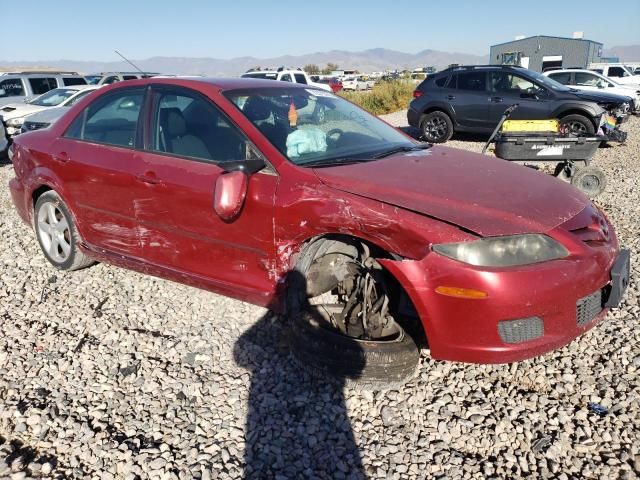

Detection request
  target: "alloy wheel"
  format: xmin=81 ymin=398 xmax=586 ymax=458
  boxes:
xmin=37 ymin=201 xmax=72 ymax=263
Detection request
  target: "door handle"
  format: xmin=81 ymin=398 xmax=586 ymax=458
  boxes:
xmin=136 ymin=172 xmax=162 ymax=185
xmin=447 ymin=95 xmax=455 ymax=100
xmin=53 ymin=152 xmax=69 ymax=163
xmin=490 ymin=96 xmax=504 ymax=103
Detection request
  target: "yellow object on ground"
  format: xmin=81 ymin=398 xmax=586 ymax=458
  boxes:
xmin=501 ymin=119 xmax=559 ymax=133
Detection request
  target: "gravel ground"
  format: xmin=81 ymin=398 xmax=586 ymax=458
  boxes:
xmin=1 ymin=116 xmax=639 ymax=480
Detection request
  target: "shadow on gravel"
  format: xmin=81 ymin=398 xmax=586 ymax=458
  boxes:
xmin=234 ymin=271 xmax=366 ymax=479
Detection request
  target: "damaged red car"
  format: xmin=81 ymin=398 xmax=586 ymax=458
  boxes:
xmin=8 ymin=78 xmax=630 ymax=387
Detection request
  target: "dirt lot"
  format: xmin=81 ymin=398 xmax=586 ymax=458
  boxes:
xmin=0 ymin=116 xmax=638 ymax=479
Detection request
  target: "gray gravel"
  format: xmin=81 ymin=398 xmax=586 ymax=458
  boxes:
xmin=1 ymin=116 xmax=639 ymax=479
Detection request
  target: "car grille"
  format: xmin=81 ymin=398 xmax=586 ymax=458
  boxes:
xmin=498 ymin=317 xmax=544 ymax=344
xmin=576 ymin=290 xmax=603 ymax=327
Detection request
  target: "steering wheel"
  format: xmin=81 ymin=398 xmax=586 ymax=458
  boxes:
xmin=326 ymin=128 xmax=344 ymax=146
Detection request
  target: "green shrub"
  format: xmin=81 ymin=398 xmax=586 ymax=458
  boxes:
xmin=338 ymin=80 xmax=415 ymax=115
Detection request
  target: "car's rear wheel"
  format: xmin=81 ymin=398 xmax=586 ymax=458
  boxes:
xmin=559 ymin=114 xmax=595 ymax=136
xmin=34 ymin=191 xmax=94 ymax=271
xmin=287 ymin=238 xmax=420 ymax=389
xmin=421 ymin=111 xmax=454 ymax=143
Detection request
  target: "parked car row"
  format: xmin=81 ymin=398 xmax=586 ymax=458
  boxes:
xmin=1 ymin=71 xmax=167 ymax=156
xmin=408 ymin=65 xmax=634 ymax=143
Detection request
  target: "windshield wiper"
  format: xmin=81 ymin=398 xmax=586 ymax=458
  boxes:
xmin=299 ymin=157 xmax=373 ymax=168
xmin=373 ymin=143 xmax=431 ymax=159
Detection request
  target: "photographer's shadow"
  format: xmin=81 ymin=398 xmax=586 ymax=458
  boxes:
xmin=233 ymin=271 xmax=366 ymax=479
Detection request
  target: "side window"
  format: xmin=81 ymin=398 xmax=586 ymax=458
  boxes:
xmin=65 ymin=90 xmax=144 ymax=147
xmin=123 ymin=75 xmax=138 ymax=81
xmin=575 ymin=72 xmax=599 ymax=86
xmin=294 ymin=73 xmax=307 ymax=84
xmin=0 ymin=78 xmax=25 ymax=98
xmin=151 ymin=90 xmax=248 ymax=163
xmin=434 ymin=76 xmax=449 ymax=87
xmin=62 ymin=77 xmax=87 ymax=86
xmin=608 ymin=67 xmax=627 ymax=77
xmin=102 ymin=76 xmax=120 ymax=85
xmin=457 ymin=72 xmax=486 ymax=91
xmin=490 ymin=72 xmax=547 ymax=97
xmin=548 ymin=72 xmax=572 ymax=85
xmin=280 ymin=74 xmax=293 ymax=82
xmin=28 ymin=78 xmax=58 ymax=95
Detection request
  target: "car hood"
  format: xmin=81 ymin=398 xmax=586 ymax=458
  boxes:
xmin=312 ymin=147 xmax=589 ymax=237
xmin=570 ymin=89 xmax=632 ymax=103
xmin=23 ymin=106 xmax=68 ymax=124
xmin=0 ymin=103 xmax=46 ymax=120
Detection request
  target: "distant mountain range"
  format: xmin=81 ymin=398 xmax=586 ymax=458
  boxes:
xmin=2 ymin=45 xmax=638 ymax=76
xmin=0 ymin=48 xmax=489 ymax=76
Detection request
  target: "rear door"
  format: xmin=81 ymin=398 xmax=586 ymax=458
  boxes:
xmin=52 ymin=87 xmax=146 ymax=256
xmin=447 ymin=71 xmax=490 ymax=128
xmin=133 ymin=85 xmax=278 ymax=300
xmin=488 ymin=71 xmax=553 ymax=124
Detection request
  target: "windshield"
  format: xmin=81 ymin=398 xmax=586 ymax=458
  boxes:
xmin=29 ymin=88 xmax=77 ymax=107
xmin=85 ymin=75 xmax=102 ymax=85
xmin=224 ymin=87 xmax=416 ymax=166
xmin=527 ymin=70 xmax=571 ymax=92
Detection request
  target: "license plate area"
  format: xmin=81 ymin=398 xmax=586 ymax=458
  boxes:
xmin=604 ymin=249 xmax=631 ymax=308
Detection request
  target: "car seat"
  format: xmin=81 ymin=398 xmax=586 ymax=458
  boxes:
xmin=159 ymin=107 xmax=211 ymax=159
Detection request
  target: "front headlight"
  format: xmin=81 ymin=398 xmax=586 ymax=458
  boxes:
xmin=432 ymin=234 xmax=569 ymax=267
xmin=6 ymin=117 xmax=25 ymax=127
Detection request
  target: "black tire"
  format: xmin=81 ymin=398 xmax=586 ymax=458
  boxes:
xmin=290 ymin=311 xmax=419 ymax=390
xmin=559 ymin=114 xmax=595 ymax=136
xmin=571 ymin=166 xmax=607 ymax=197
xmin=421 ymin=111 xmax=454 ymax=143
xmin=287 ymin=239 xmax=420 ymax=390
xmin=34 ymin=191 xmax=94 ymax=271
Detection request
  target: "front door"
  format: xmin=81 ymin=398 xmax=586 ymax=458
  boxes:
xmin=133 ymin=86 xmax=278 ymax=301
xmin=488 ymin=72 xmax=552 ymax=124
xmin=53 ymin=87 xmax=146 ymax=256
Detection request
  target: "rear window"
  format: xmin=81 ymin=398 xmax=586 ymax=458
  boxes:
xmin=456 ymin=72 xmax=486 ymax=91
xmin=28 ymin=78 xmax=58 ymax=95
xmin=123 ymin=75 xmax=138 ymax=80
xmin=63 ymin=77 xmax=87 ymax=86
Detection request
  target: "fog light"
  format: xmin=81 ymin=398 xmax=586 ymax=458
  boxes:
xmin=497 ymin=317 xmax=543 ymax=344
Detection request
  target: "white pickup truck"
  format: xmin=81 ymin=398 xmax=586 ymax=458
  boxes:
xmin=241 ymin=69 xmax=333 ymax=92
xmin=588 ymin=63 xmax=640 ymax=87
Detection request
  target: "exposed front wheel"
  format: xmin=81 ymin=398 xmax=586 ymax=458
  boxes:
xmin=421 ymin=111 xmax=454 ymax=143
xmin=287 ymin=239 xmax=420 ymax=389
xmin=34 ymin=191 xmax=94 ymax=271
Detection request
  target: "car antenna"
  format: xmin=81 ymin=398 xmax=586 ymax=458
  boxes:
xmin=114 ymin=50 xmax=145 ymax=74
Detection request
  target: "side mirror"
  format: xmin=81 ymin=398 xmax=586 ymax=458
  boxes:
xmin=214 ymin=170 xmax=248 ymax=222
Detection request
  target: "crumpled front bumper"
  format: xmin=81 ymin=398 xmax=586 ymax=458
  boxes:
xmin=379 ymin=223 xmax=624 ymax=364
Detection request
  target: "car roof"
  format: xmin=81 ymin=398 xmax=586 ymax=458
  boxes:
xmin=101 ymin=77 xmax=314 ymax=91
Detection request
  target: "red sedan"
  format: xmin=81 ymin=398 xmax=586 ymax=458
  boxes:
xmin=8 ymin=78 xmax=630 ymax=386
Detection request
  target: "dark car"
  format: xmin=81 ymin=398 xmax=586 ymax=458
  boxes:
xmin=408 ymin=65 xmax=633 ymax=143
xmin=8 ymin=78 xmax=630 ymax=387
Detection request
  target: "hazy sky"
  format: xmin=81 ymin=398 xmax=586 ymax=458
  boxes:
xmin=2 ymin=0 xmax=639 ymax=62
